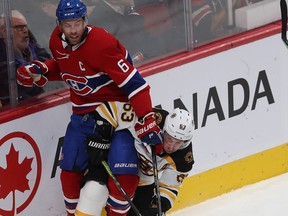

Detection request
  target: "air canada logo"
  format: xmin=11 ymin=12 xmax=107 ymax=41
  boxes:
xmin=0 ymin=132 xmax=42 ymax=215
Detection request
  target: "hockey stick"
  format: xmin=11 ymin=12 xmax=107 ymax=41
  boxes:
xmin=101 ymin=161 xmax=142 ymax=216
xmin=151 ymin=146 xmax=163 ymax=216
xmin=281 ymin=0 xmax=288 ymax=47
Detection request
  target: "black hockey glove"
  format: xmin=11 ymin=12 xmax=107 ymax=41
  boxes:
xmin=86 ymin=135 xmax=111 ymax=166
xmin=142 ymin=195 xmax=171 ymax=216
xmin=80 ymin=165 xmax=108 ymax=187
xmin=86 ymin=110 xmax=116 ymax=166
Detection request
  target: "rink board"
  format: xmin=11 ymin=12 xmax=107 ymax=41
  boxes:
xmin=169 ymin=143 xmax=288 ymax=213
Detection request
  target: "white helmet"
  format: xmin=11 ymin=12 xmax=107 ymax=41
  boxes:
xmin=163 ymin=108 xmax=194 ymax=142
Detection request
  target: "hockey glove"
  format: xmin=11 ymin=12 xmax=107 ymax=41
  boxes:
xmin=135 ymin=112 xmax=163 ymax=153
xmin=86 ymin=110 xmax=116 ymax=166
xmin=17 ymin=60 xmax=48 ymax=87
xmin=142 ymin=195 xmax=170 ymax=216
xmin=80 ymin=165 xmax=108 ymax=187
xmin=86 ymin=135 xmax=111 ymax=166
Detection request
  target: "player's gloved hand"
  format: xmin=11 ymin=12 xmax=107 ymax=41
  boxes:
xmin=86 ymin=110 xmax=115 ymax=166
xmin=17 ymin=60 xmax=48 ymax=87
xmin=86 ymin=135 xmax=111 ymax=166
xmin=142 ymin=195 xmax=170 ymax=216
xmin=135 ymin=112 xmax=163 ymax=153
xmin=81 ymin=165 xmax=108 ymax=187
xmin=33 ymin=75 xmax=48 ymax=87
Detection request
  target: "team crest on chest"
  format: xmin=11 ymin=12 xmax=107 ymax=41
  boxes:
xmin=61 ymin=72 xmax=111 ymax=96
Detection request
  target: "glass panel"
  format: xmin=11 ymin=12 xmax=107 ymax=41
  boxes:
xmin=191 ymin=0 xmax=237 ymax=46
xmin=11 ymin=0 xmax=57 ymax=51
xmin=133 ymin=0 xmax=188 ymax=63
xmin=0 ymin=0 xmax=66 ymax=110
xmin=86 ymin=0 xmax=188 ymax=64
xmin=190 ymin=0 xmax=279 ymax=47
xmin=0 ymin=1 xmax=6 ymax=109
xmin=0 ymin=0 xmax=18 ymax=109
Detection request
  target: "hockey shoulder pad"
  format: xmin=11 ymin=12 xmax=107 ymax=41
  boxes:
xmin=169 ymin=142 xmax=194 ymax=173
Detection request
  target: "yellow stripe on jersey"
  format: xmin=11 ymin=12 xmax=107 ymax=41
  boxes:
xmin=160 ymin=185 xmax=179 ymax=200
xmin=163 ymin=155 xmax=176 ymax=170
xmin=110 ymin=101 xmax=119 ymax=122
xmin=97 ymin=102 xmax=118 ymax=128
xmin=159 ymin=184 xmax=180 ymax=208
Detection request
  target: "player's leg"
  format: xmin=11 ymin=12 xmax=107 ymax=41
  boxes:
xmin=75 ymin=107 xmax=118 ymax=215
xmin=60 ymin=113 xmax=95 ymax=216
xmin=127 ymin=184 xmax=154 ymax=216
xmin=75 ymin=179 xmax=108 ymax=216
xmin=60 ymin=170 xmax=84 ymax=216
xmin=106 ymin=129 xmax=139 ymax=216
xmin=75 ymin=164 xmax=109 ymax=215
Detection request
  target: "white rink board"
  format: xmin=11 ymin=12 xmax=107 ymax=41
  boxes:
xmin=1 ymin=34 xmax=288 ymax=215
xmin=0 ymin=103 xmax=72 ymax=215
xmin=145 ymin=34 xmax=288 ymax=175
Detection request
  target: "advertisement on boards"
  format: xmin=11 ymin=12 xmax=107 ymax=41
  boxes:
xmin=145 ymin=34 xmax=288 ymax=175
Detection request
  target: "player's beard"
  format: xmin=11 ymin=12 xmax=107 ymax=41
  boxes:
xmin=67 ymin=34 xmax=81 ymax=46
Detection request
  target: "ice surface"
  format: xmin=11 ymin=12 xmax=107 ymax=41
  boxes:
xmin=169 ymin=172 xmax=288 ymax=216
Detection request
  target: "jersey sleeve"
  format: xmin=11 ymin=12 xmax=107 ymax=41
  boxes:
xmin=45 ymin=27 xmax=63 ymax=81
xmin=159 ymin=143 xmax=194 ymax=209
xmin=153 ymin=108 xmax=170 ymax=129
xmin=44 ymin=58 xmax=62 ymax=81
xmin=97 ymin=36 xmax=153 ymax=117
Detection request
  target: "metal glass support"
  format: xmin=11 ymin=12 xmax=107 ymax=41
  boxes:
xmin=184 ymin=0 xmax=194 ymax=51
xmin=2 ymin=0 xmax=18 ymax=107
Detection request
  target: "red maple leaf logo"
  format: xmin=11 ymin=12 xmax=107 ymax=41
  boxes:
xmin=0 ymin=143 xmax=33 ymax=215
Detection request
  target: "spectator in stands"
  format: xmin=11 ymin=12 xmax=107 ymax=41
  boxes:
xmin=9 ymin=0 xmax=59 ymax=50
xmin=167 ymin=0 xmax=226 ymax=46
xmin=0 ymin=10 xmax=51 ymax=107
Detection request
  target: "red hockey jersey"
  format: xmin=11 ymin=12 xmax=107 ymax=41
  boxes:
xmin=45 ymin=26 xmax=152 ymax=116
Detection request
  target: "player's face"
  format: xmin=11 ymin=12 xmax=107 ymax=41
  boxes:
xmin=163 ymin=132 xmax=184 ymax=154
xmin=60 ymin=18 xmax=87 ymax=45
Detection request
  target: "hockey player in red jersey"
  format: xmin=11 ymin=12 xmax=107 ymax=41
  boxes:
xmin=16 ymin=0 xmax=162 ymax=215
